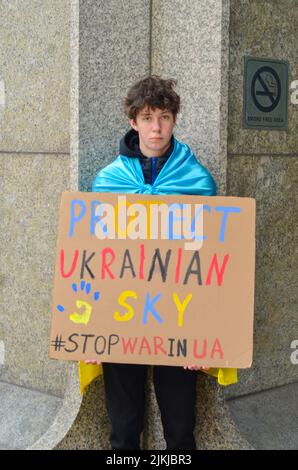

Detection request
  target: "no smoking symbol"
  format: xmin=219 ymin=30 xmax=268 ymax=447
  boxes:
xmin=251 ymin=66 xmax=281 ymax=112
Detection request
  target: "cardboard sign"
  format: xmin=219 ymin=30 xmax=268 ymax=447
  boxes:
xmin=49 ymin=192 xmax=255 ymax=368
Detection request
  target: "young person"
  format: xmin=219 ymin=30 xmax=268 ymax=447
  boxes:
xmin=82 ymin=76 xmax=237 ymax=450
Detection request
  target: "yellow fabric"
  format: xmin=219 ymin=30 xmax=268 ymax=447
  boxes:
xmin=202 ymin=367 xmax=238 ymax=386
xmin=78 ymin=361 xmax=237 ymax=395
xmin=78 ymin=361 xmax=103 ymax=395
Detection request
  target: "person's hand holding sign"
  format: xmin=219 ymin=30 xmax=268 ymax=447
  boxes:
xmin=183 ymin=365 xmax=210 ymax=371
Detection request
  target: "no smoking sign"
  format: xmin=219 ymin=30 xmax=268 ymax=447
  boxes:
xmin=243 ymin=57 xmax=288 ymax=130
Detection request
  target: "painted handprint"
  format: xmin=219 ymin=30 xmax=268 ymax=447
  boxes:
xmin=56 ymin=280 xmax=100 ymax=325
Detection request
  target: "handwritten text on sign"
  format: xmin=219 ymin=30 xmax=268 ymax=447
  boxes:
xmin=49 ymin=192 xmax=255 ymax=368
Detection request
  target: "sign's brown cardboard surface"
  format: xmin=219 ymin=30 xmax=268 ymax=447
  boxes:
xmin=49 ymin=192 xmax=255 ymax=368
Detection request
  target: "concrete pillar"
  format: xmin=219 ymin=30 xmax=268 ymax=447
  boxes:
xmin=151 ymin=0 xmax=230 ymax=194
xmin=58 ymin=0 xmax=298 ymax=450
xmin=63 ymin=0 xmax=249 ymax=451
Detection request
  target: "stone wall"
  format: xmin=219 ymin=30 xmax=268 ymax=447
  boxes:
xmin=0 ymin=0 xmax=71 ymax=396
xmin=225 ymin=0 xmax=298 ymax=398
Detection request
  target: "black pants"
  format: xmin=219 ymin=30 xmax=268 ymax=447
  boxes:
xmin=102 ymin=363 xmax=197 ymax=450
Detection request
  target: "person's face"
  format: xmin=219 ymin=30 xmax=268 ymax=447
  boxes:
xmin=129 ymin=106 xmax=176 ymax=157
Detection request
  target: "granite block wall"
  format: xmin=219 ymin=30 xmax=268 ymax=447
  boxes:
xmin=0 ymin=0 xmax=71 ymax=396
xmin=225 ymin=0 xmax=298 ymax=398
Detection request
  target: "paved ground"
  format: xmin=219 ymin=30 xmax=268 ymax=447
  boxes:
xmin=0 ymin=381 xmax=62 ymax=450
xmin=227 ymin=381 xmax=298 ymax=450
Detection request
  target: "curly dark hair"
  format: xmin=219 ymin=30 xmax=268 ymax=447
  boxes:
xmin=124 ymin=75 xmax=180 ymax=120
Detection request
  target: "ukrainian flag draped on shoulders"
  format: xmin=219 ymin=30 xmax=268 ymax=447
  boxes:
xmin=78 ymin=137 xmax=237 ymax=395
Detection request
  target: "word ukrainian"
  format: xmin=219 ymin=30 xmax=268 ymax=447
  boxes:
xmin=60 ymin=245 xmax=230 ymax=287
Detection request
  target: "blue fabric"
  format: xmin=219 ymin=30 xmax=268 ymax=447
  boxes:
xmin=92 ymin=138 xmax=217 ymax=196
